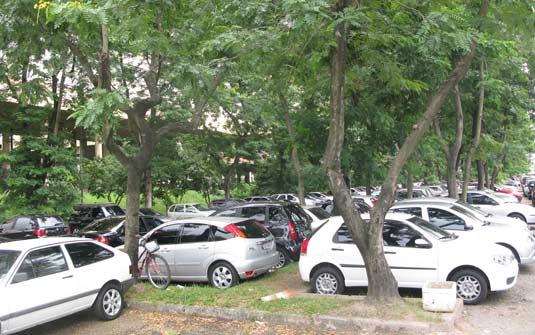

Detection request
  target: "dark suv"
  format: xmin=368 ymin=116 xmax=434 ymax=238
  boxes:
xmin=68 ymin=204 xmax=125 ymax=234
xmin=0 ymin=215 xmax=67 ymax=240
xmin=211 ymin=201 xmax=312 ymax=268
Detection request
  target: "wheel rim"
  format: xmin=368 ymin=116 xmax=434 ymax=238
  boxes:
xmin=276 ymin=251 xmax=286 ymax=269
xmin=147 ymin=256 xmax=170 ymax=289
xmin=315 ymin=273 xmax=338 ymax=294
xmin=212 ymin=266 xmax=233 ymax=288
xmin=102 ymin=288 xmax=122 ymax=317
xmin=456 ymin=275 xmax=481 ymax=302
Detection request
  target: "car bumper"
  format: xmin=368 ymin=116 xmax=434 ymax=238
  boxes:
xmin=235 ymin=252 xmax=279 ymax=279
xmin=520 ymin=242 xmax=535 ymax=264
xmin=121 ymin=278 xmax=135 ymax=292
xmin=527 ymin=216 xmax=535 ymax=225
xmin=488 ymin=261 xmax=519 ymax=292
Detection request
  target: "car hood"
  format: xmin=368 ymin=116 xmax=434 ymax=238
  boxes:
xmin=441 ymin=235 xmax=513 ymax=256
xmin=485 ymin=215 xmax=529 ymax=231
xmin=501 ymin=203 xmax=535 ymax=214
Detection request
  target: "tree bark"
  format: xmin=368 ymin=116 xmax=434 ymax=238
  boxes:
xmin=224 ymin=155 xmax=240 ymax=199
xmin=484 ymin=162 xmax=490 ymax=188
xmin=125 ymin=165 xmax=141 ymax=272
xmin=461 ymin=61 xmax=485 ymax=202
xmin=406 ymin=167 xmax=413 ymax=199
xmin=144 ymin=168 xmax=153 ymax=208
xmin=53 ymin=68 xmax=67 ymax=136
xmin=476 ymin=160 xmax=484 ymax=190
xmin=1 ymin=132 xmax=10 ymax=174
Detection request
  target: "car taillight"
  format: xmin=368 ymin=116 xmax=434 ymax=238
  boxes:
xmin=224 ymin=224 xmax=247 ymax=238
xmin=371 ymin=198 xmax=378 ymax=206
xmin=288 ymin=222 xmax=298 ymax=241
xmin=33 ymin=229 xmax=47 ymax=237
xmin=95 ymin=236 xmax=110 ymax=245
xmin=301 ymin=238 xmax=310 ymax=256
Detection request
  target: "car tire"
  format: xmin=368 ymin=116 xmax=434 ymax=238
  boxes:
xmin=208 ymin=261 xmax=238 ymax=289
xmin=311 ymin=265 xmax=345 ymax=295
xmin=276 ymin=246 xmax=291 ymax=269
xmin=93 ymin=282 xmax=124 ymax=320
xmin=508 ymin=213 xmax=526 ymax=223
xmin=451 ymin=269 xmax=488 ymax=305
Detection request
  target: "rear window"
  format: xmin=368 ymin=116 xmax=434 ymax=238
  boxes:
xmin=308 ymin=207 xmax=331 ymax=220
xmin=106 ymin=206 xmax=125 ymax=216
xmin=83 ymin=217 xmax=125 ymax=232
xmin=0 ymin=250 xmax=20 ymax=280
xmin=37 ymin=217 xmax=65 ymax=227
xmin=235 ymin=220 xmax=271 ymax=238
xmin=285 ymin=204 xmax=312 ymax=225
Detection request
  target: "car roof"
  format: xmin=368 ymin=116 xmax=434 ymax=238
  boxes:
xmin=160 ymin=216 xmax=253 ymax=228
xmin=396 ymin=197 xmax=457 ymax=205
xmin=76 ymin=203 xmax=117 ymax=207
xmin=0 ymin=237 xmax=94 ymax=252
xmin=170 ymin=203 xmax=202 ymax=206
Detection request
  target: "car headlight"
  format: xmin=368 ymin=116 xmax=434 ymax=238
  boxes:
xmin=492 ymin=254 xmax=515 ymax=266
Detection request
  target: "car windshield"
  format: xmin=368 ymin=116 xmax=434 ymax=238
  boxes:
xmin=0 ymin=250 xmax=20 ymax=280
xmin=407 ymin=216 xmax=452 ymax=240
xmin=83 ymin=217 xmax=125 ymax=232
xmin=106 ymin=206 xmax=125 ymax=216
xmin=37 ymin=216 xmax=64 ymax=227
xmin=193 ymin=204 xmax=208 ymax=211
xmin=450 ymin=205 xmax=481 ymax=222
xmin=308 ymin=207 xmax=331 ymax=220
xmin=493 ymin=193 xmax=516 ymax=203
xmin=455 ymin=200 xmax=490 ymax=217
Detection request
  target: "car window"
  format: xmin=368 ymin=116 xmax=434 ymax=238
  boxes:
xmin=12 ymin=246 xmax=68 ymax=284
xmin=142 ymin=217 xmax=161 ymax=231
xmin=285 ymin=204 xmax=312 ymax=225
xmin=333 ymin=224 xmax=353 ymax=244
xmin=91 ymin=207 xmax=104 ymax=217
xmin=65 ymin=242 xmax=114 ymax=268
xmin=36 ymin=217 xmax=64 ymax=227
xmin=83 ymin=217 xmax=124 ymax=233
xmin=392 ymin=207 xmax=423 ymax=217
xmin=469 ymin=194 xmax=498 ymax=205
xmin=180 ymin=223 xmax=211 ymax=243
xmin=242 ymin=207 xmax=266 ymax=221
xmin=0 ymin=250 xmax=20 ymax=280
xmin=214 ymin=208 xmax=241 ymax=217
xmin=383 ymin=222 xmax=423 ymax=247
xmin=211 ymin=226 xmax=235 ymax=241
xmin=308 ymin=207 xmax=331 ymax=220
xmin=427 ymin=208 xmax=466 ymax=231
xmin=268 ymin=206 xmax=288 ymax=223
xmin=185 ymin=205 xmax=197 ymax=213
xmin=152 ymin=224 xmax=181 ymax=245
xmin=14 ymin=217 xmax=33 ymax=230
xmin=106 ymin=206 xmax=125 ymax=216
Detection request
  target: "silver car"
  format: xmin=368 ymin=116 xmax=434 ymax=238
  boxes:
xmin=142 ymin=217 xmax=278 ymax=288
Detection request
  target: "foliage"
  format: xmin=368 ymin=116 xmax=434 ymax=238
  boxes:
xmin=80 ymin=156 xmax=126 ymax=204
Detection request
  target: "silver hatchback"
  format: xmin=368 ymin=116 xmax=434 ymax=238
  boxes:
xmin=141 ymin=217 xmax=278 ymax=288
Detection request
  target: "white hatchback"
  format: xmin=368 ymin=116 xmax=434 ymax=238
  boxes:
xmin=0 ymin=237 xmax=132 ymax=334
xmin=299 ymin=214 xmax=518 ymax=304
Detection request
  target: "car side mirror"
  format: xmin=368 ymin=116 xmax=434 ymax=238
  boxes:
xmin=465 ymin=225 xmax=474 ymax=231
xmin=414 ymin=238 xmax=432 ymax=248
xmin=12 ymin=272 xmax=29 ymax=284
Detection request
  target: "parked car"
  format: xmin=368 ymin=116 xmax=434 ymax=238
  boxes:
xmin=68 ymin=204 xmax=126 ymax=235
xmin=242 ymin=196 xmax=272 ymax=202
xmin=0 ymin=215 xmax=68 ymax=240
xmin=464 ymin=190 xmax=535 ymax=224
xmin=495 ymin=185 xmax=522 ymax=202
xmin=391 ymin=200 xmax=535 ymax=264
xmin=0 ymin=237 xmax=12 ymax=244
xmin=307 ymin=192 xmax=332 ymax=202
xmin=80 ymin=215 xmax=164 ymax=247
xmin=524 ymin=180 xmax=535 ymax=198
xmin=211 ymin=201 xmax=312 ymax=268
xmin=323 ymin=198 xmax=371 ymax=215
xmin=396 ymin=189 xmax=427 ymax=200
xmin=208 ymin=198 xmax=245 ymax=209
xmin=0 ymin=237 xmax=132 ymax=334
xmin=299 ymin=214 xmax=518 ymax=304
xmin=271 ymin=193 xmax=317 ymax=206
xmin=141 ymin=217 xmax=278 ymax=288
xmin=167 ymin=203 xmax=215 ymax=219
xmin=303 ymin=207 xmax=331 ymax=231
xmin=139 ymin=208 xmax=164 ymax=217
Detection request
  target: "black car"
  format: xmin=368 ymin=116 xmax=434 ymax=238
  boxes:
xmin=526 ymin=180 xmax=535 ymax=200
xmin=139 ymin=208 xmax=163 ymax=216
xmin=211 ymin=201 xmax=312 ymax=268
xmin=68 ymin=204 xmax=126 ymax=234
xmin=0 ymin=215 xmax=68 ymax=240
xmin=80 ymin=215 xmax=164 ymax=247
xmin=0 ymin=236 xmax=12 ymax=243
xmin=208 ymin=198 xmax=245 ymax=209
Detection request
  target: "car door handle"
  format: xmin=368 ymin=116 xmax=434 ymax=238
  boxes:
xmin=159 ymin=249 xmax=169 ymax=253
xmin=198 ymin=246 xmax=209 ymax=250
xmin=385 ymin=251 xmax=396 ymax=255
xmin=331 ymin=248 xmax=344 ymax=251
xmin=62 ymin=275 xmax=73 ymax=279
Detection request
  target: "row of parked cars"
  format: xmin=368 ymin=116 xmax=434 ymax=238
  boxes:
xmin=1 ymin=184 xmax=535 ymax=333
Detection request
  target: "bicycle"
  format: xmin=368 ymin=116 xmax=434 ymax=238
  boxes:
xmin=138 ymin=239 xmax=171 ymax=289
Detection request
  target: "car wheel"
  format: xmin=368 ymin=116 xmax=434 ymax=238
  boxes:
xmin=93 ymin=283 xmax=124 ymax=320
xmin=451 ymin=269 xmax=488 ymax=305
xmin=508 ymin=213 xmax=526 ymax=222
xmin=276 ymin=246 xmax=291 ymax=269
xmin=209 ymin=261 xmax=238 ymax=289
xmin=311 ymin=265 xmax=345 ymax=295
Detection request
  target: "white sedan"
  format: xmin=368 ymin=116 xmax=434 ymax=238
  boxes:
xmin=167 ymin=203 xmax=215 ymax=219
xmin=465 ymin=190 xmax=535 ymax=224
xmin=299 ymin=213 xmax=518 ymax=304
xmin=0 ymin=237 xmax=132 ymax=334
xmin=391 ymin=201 xmax=535 ymax=264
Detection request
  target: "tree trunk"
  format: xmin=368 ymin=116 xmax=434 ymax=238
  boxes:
xmin=461 ymin=61 xmax=484 ymax=202
xmin=224 ymin=155 xmax=239 ymax=199
xmin=53 ymin=68 xmax=67 ymax=136
xmin=490 ymin=166 xmax=499 ymax=189
xmin=477 ymin=160 xmax=484 ymax=190
xmin=1 ymin=132 xmax=10 ymax=174
xmin=484 ymin=162 xmax=490 ymax=188
xmin=144 ymin=168 xmax=152 ymax=208
xmin=406 ymin=167 xmax=413 ymax=199
xmin=125 ymin=165 xmax=141 ymax=273
xmin=365 ymin=166 xmax=372 ymax=196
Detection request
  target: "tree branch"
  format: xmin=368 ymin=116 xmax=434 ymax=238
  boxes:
xmin=65 ymin=37 xmax=98 ymax=88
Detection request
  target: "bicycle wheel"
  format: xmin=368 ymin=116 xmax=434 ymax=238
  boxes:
xmin=145 ymin=254 xmax=171 ymax=289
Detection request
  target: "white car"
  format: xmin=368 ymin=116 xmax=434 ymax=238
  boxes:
xmin=0 ymin=237 xmax=132 ymax=334
xmin=271 ymin=193 xmax=316 ymax=206
xmin=391 ymin=201 xmax=535 ymax=264
xmin=299 ymin=213 xmax=518 ymax=304
xmin=167 ymin=203 xmax=215 ymax=219
xmin=302 ymin=207 xmax=333 ymax=231
xmin=465 ymin=190 xmax=535 ymax=224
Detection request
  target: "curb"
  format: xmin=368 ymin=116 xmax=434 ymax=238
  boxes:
xmin=129 ymin=299 xmax=463 ymax=334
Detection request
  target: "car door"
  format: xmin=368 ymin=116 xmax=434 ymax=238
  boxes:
xmin=4 ymin=246 xmax=77 ymax=334
xmin=382 ymin=221 xmax=438 ymax=287
xmin=148 ymin=224 xmax=182 ymax=276
xmin=173 ymin=223 xmax=214 ymax=280
xmin=8 ymin=217 xmax=34 ymax=240
xmin=330 ymin=224 xmax=368 ymax=286
xmin=424 ymin=207 xmax=468 ymax=237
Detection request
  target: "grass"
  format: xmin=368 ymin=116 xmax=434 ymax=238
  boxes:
xmin=128 ymin=262 xmax=443 ymax=322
